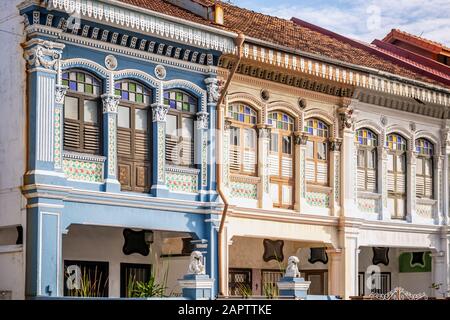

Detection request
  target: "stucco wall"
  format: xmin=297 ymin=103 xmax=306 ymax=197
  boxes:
xmin=0 ymin=0 xmax=26 ymax=300
xmin=62 ymin=225 xmax=189 ymax=297
xmin=358 ymin=246 xmax=432 ymax=296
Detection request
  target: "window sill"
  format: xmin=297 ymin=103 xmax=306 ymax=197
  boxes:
xmin=306 ymin=184 xmax=331 ymax=194
xmin=63 ymin=150 xmax=106 ymax=163
xmin=166 ymin=165 xmax=200 ymax=175
xmin=230 ymin=174 xmax=261 ymax=184
xmin=357 ymin=191 xmax=381 ymax=199
xmin=416 ymin=198 xmax=437 ymax=205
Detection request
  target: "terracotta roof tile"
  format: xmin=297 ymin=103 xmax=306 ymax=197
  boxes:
xmin=118 ymin=0 xmax=449 ymax=88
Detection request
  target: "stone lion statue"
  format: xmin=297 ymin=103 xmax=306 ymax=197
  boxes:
xmin=284 ymin=256 xmax=300 ymax=278
xmin=188 ymin=250 xmax=206 ymax=275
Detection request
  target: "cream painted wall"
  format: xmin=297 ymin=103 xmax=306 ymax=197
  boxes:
xmin=358 ymin=246 xmax=432 ymax=296
xmin=0 ymin=0 xmax=27 ymax=300
xmin=62 ymin=225 xmax=191 ymax=297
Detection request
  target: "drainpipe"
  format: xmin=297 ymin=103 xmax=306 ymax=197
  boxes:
xmin=217 ymin=32 xmax=245 ymax=297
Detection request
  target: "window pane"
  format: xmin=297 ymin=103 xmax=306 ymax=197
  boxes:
xmin=135 ymin=109 xmax=148 ymax=131
xmin=83 ymin=100 xmax=98 ymax=123
xmin=318 ymin=142 xmax=327 ymax=160
xmin=230 ymin=127 xmax=240 ymax=146
xmin=282 ymin=185 xmax=292 ymax=205
xmin=397 ymin=155 xmax=405 ymax=172
xmin=387 ymin=154 xmax=394 ymax=171
xmin=182 ymin=117 xmax=194 ymax=139
xmin=64 ymin=96 xmax=79 ymax=120
xmin=118 ymin=106 xmax=130 ymax=128
xmin=166 ymin=114 xmax=177 ymax=136
xmin=425 ymin=159 xmax=432 ymax=176
xmin=357 ymin=149 xmax=365 ymax=168
xmin=244 ymin=129 xmax=255 ymax=149
xmin=416 ymin=158 xmax=423 ymax=175
xmin=306 ymin=141 xmax=314 ymax=158
xmin=270 ymin=133 xmax=278 ymax=152
xmin=282 ymin=136 xmax=292 ymax=155
xmin=367 ymin=150 xmax=376 ymax=169
xmin=270 ymin=184 xmax=279 ymax=203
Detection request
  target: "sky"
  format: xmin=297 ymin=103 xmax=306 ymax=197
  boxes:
xmin=231 ymin=0 xmax=450 ymax=46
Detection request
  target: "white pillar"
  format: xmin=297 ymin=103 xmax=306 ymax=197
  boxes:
xmin=326 ymin=248 xmax=343 ymax=296
xmin=258 ymin=126 xmax=273 ymax=208
xmin=406 ymin=149 xmax=417 ymax=222
xmin=330 ymin=139 xmax=342 ymax=216
xmin=294 ymin=132 xmax=308 ymax=212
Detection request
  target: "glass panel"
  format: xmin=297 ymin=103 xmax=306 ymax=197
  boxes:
xmin=397 ymin=155 xmax=405 ymax=172
xmin=416 ymin=158 xmax=423 ymax=175
xmin=166 ymin=114 xmax=178 ymax=136
xmin=229 ymin=103 xmax=257 ymax=124
xmin=318 ymin=142 xmax=327 ymax=160
xmin=135 ymin=109 xmax=148 ymax=131
xmin=164 ymin=90 xmax=197 ymax=113
xmin=306 ymin=141 xmax=314 ymax=159
xmin=64 ymin=96 xmax=79 ymax=120
xmin=244 ymin=129 xmax=255 ymax=149
xmin=182 ymin=117 xmax=194 ymax=139
xmin=270 ymin=184 xmax=279 ymax=203
xmin=356 ymin=128 xmax=377 ymax=147
xmin=269 ymin=112 xmax=294 ymax=131
xmin=368 ymin=150 xmax=376 ymax=169
xmin=282 ymin=185 xmax=292 ymax=205
xmin=83 ymin=100 xmax=98 ymax=123
xmin=425 ymin=159 xmax=432 ymax=176
xmin=305 ymin=119 xmax=328 ymax=137
xmin=357 ymin=149 xmax=365 ymax=168
xmin=230 ymin=127 xmax=240 ymax=146
xmin=118 ymin=106 xmax=130 ymax=128
xmin=270 ymin=133 xmax=279 ymax=152
xmin=282 ymin=136 xmax=292 ymax=155
xmin=387 ymin=154 xmax=394 ymax=171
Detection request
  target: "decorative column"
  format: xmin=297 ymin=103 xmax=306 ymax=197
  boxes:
xmin=23 ymin=39 xmax=65 ymax=183
xmin=378 ymin=143 xmax=390 ymax=220
xmin=434 ymin=155 xmax=443 ymax=224
xmin=330 ymin=138 xmax=342 ymax=216
xmin=258 ymin=125 xmax=272 ymax=208
xmin=294 ymin=132 xmax=308 ymax=212
xmin=151 ymin=103 xmax=169 ymax=197
xmin=406 ymin=147 xmax=417 ymax=223
xmin=54 ymin=84 xmax=67 ymax=173
xmin=222 ymin=118 xmax=232 ymax=192
xmin=338 ymin=105 xmax=357 ymax=217
xmin=339 ymin=228 xmax=359 ymax=299
xmin=441 ymin=127 xmax=450 ymax=225
xmin=326 ymin=248 xmax=343 ymax=296
xmin=101 ymin=94 xmax=121 ymax=192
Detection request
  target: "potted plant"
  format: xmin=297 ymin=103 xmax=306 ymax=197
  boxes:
xmin=429 ymin=282 xmax=450 ymax=299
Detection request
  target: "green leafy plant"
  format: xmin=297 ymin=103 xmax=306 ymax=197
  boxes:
xmin=263 ymin=282 xmax=279 ymax=299
xmin=65 ymin=266 xmax=108 ymax=297
xmin=236 ymin=283 xmax=253 ymax=298
xmin=129 ymin=274 xmax=166 ymax=298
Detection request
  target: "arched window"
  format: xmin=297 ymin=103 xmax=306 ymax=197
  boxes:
xmin=115 ymin=80 xmax=152 ymax=192
xmin=416 ymin=138 xmax=433 ymax=199
xmin=62 ymin=70 xmax=102 ymax=154
xmin=164 ymin=90 xmax=197 ymax=167
xmin=304 ymin=118 xmax=329 ymax=185
xmin=386 ymin=133 xmax=407 ymax=219
xmin=228 ymin=103 xmax=258 ymax=175
xmin=355 ymin=129 xmax=378 ymax=192
xmin=268 ymin=111 xmax=294 ymax=208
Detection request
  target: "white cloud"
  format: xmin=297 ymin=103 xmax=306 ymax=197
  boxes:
xmin=235 ymin=0 xmax=450 ymax=46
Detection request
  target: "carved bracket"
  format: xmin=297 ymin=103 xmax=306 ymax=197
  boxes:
xmin=152 ymin=103 xmax=169 ymax=122
xmin=101 ymin=94 xmax=120 ymax=113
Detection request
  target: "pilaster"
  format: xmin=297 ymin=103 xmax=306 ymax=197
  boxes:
xmin=257 ymin=125 xmax=272 ymax=208
xmin=101 ymin=94 xmax=121 ymax=192
xmin=406 ymin=149 xmax=417 ymax=223
xmin=151 ymin=103 xmax=170 ymax=197
xmin=294 ymin=132 xmax=308 ymax=212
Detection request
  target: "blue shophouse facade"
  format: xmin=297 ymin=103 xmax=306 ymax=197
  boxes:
xmin=19 ymin=0 xmax=236 ymax=298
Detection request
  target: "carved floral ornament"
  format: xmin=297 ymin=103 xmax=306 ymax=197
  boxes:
xmin=338 ymin=107 xmax=355 ymax=130
xmin=294 ymin=132 xmax=308 ymax=145
xmin=204 ymin=78 xmax=224 ymax=104
xmin=55 ymin=84 xmax=68 ymax=104
xmin=196 ymin=111 xmax=209 ymax=130
xmin=152 ymin=103 xmax=169 ymax=122
xmin=23 ymin=41 xmax=64 ymax=70
xmin=101 ymin=94 xmax=120 ymax=113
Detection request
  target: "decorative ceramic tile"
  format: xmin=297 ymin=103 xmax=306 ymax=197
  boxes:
xmin=158 ymin=124 xmax=166 ymax=183
xmin=416 ymin=203 xmax=433 ymax=219
xmin=306 ymin=191 xmax=329 ymax=208
xmin=63 ymin=158 xmax=104 ymax=182
xmin=166 ymin=171 xmax=198 ymax=193
xmin=230 ymin=181 xmax=257 ymax=199
xmin=108 ymin=114 xmax=116 ymax=176
xmin=357 ymin=198 xmax=378 ymax=213
xmin=54 ymin=106 xmax=62 ymax=169
xmin=201 ymin=133 xmax=207 ymax=187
